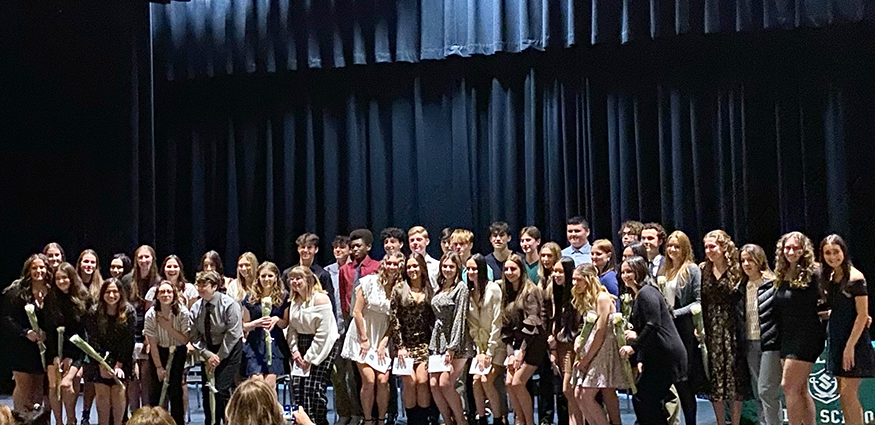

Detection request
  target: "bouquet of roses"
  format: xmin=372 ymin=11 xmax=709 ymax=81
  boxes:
xmin=572 ymin=312 xmax=599 ymax=384
xmin=612 ymin=313 xmax=637 ymax=394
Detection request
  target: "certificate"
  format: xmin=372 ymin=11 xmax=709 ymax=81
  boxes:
xmin=469 ymin=360 xmax=492 ymax=376
xmin=291 ymin=362 xmax=310 ymax=377
xmin=428 ymin=354 xmax=452 ymax=373
xmin=392 ymin=357 xmax=414 ymax=376
xmin=364 ymin=348 xmax=391 ymax=374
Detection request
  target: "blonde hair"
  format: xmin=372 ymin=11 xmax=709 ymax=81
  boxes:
xmin=774 ymin=231 xmax=817 ymax=288
xmin=450 ymin=229 xmax=474 ymax=245
xmin=225 ymin=378 xmax=285 ymax=425
xmin=0 ymin=405 xmax=14 ymax=425
xmin=662 ymin=231 xmax=695 ymax=285
xmin=571 ymin=264 xmax=606 ymax=314
xmin=287 ymin=266 xmax=325 ymax=304
xmin=407 ymin=226 xmax=429 ymax=238
xmin=246 ymin=261 xmax=284 ymax=308
xmin=128 ymin=406 xmax=176 ymax=425
xmin=236 ymin=252 xmax=259 ymax=291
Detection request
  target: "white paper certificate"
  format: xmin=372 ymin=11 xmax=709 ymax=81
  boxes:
xmin=469 ymin=360 xmax=492 ymax=376
xmin=392 ymin=357 xmax=414 ymax=376
xmin=428 ymin=354 xmax=452 ymax=373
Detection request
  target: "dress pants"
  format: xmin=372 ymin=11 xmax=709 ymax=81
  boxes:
xmin=148 ymin=345 xmax=188 ymax=425
xmin=202 ymin=341 xmax=242 ymax=425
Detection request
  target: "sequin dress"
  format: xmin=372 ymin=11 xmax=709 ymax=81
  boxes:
xmin=429 ymin=281 xmax=474 ymax=358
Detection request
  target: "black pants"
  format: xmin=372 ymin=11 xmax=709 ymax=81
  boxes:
xmin=148 ymin=345 xmax=187 ymax=425
xmin=203 ymin=341 xmax=243 ymax=425
xmin=633 ymin=369 xmax=674 ymax=425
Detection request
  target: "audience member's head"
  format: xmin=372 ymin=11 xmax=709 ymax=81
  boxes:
xmin=10 ymin=404 xmax=50 ymax=425
xmin=0 ymin=405 xmax=15 ymax=425
xmin=127 ymin=406 xmax=176 ymax=425
xmin=225 ymin=378 xmax=285 ymax=425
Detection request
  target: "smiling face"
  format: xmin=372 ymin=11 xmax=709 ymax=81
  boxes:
xmin=55 ymin=269 xmax=71 ymax=293
xmin=333 ymin=244 xmax=350 ymax=264
xmin=622 ymin=246 xmax=635 ymax=262
xmin=490 ymin=232 xmax=510 ymax=251
xmin=237 ymin=258 xmax=252 ymax=279
xmin=665 ymin=237 xmax=682 ymax=263
xmin=740 ymin=251 xmax=761 ymax=278
xmin=137 ymin=249 xmax=153 ymax=274
xmin=822 ymin=242 xmax=844 ymax=270
xmin=566 ymin=224 xmax=589 ymax=249
xmin=783 ymin=236 xmax=803 ymax=265
xmin=109 ymin=258 xmax=125 ymax=278
xmin=104 ymin=282 xmax=121 ymax=306
xmin=620 ymin=262 xmax=636 ymax=288
xmin=298 ymin=244 xmax=318 ymax=264
xmin=30 ymin=259 xmax=47 ymax=282
xmin=80 ymin=253 xmax=97 ymax=277
xmin=288 ymin=274 xmax=308 ymax=296
xmin=641 ymin=229 xmax=660 ymax=256
xmin=551 ymin=261 xmax=566 ymax=285
xmin=383 ymin=238 xmax=402 ymax=256
xmin=157 ymin=283 xmax=175 ymax=306
xmin=704 ymin=236 xmax=725 ymax=264
xmin=406 ymin=258 xmax=422 ymax=282
xmin=571 ymin=268 xmax=586 ymax=292
xmin=46 ymin=248 xmax=63 ymax=270
xmin=409 ymin=233 xmax=429 ymax=256
xmin=164 ymin=258 xmax=181 ymax=281
xmin=503 ymin=260 xmax=521 ymax=283
xmin=591 ymin=247 xmax=609 ymax=270
xmin=440 ymin=258 xmax=457 ymax=280
xmin=196 ymin=278 xmax=217 ymax=300
xmin=465 ymin=257 xmax=478 ymax=282
xmin=258 ymin=267 xmax=277 ymax=290
xmin=520 ymin=234 xmax=539 ymax=255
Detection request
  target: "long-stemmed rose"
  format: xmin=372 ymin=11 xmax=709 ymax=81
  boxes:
xmin=612 ymin=313 xmax=637 ymax=394
xmin=572 ymin=311 xmax=598 ymax=384
xmin=56 ymin=326 xmax=65 ymax=400
xmin=656 ymin=276 xmax=667 ymax=296
xmin=196 ymin=351 xmax=217 ymax=425
xmin=69 ymin=334 xmax=126 ymax=391
xmin=620 ymin=294 xmax=633 ymax=328
xmin=262 ymin=297 xmax=273 ymax=366
xmin=24 ymin=304 xmax=46 ymax=370
xmin=159 ymin=345 xmax=177 ymax=406
xmin=690 ymin=302 xmax=710 ymax=380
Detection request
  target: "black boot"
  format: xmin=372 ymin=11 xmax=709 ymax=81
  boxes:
xmin=427 ymin=404 xmax=439 ymax=425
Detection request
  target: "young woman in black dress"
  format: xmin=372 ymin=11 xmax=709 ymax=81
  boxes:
xmin=391 ymin=253 xmax=435 ymax=424
xmin=618 ymin=256 xmax=686 ymax=425
xmin=819 ymin=234 xmax=875 ymax=425
xmin=86 ymin=278 xmax=136 ymax=425
xmin=1 ymin=254 xmax=50 ymax=410
xmin=45 ymin=262 xmax=94 ymax=425
xmin=772 ymin=231 xmax=823 ymax=425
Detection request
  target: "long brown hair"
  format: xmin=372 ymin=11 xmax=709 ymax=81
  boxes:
xmin=95 ymin=278 xmax=131 ymax=334
xmin=394 ymin=253 xmax=434 ymax=307
xmin=702 ymin=229 xmax=742 ymax=286
xmin=662 ymin=231 xmax=696 ymax=286
xmin=225 ymin=378 xmax=285 ymax=425
xmin=130 ymin=245 xmax=159 ymax=305
xmin=819 ymin=234 xmax=852 ymax=294
xmin=153 ymin=280 xmax=182 ymax=316
xmin=774 ymin=231 xmax=817 ymax=288
xmin=437 ymin=252 xmax=463 ymax=292
xmin=77 ymin=249 xmax=104 ymax=298
xmin=5 ymin=254 xmax=52 ymax=304
xmin=501 ymin=254 xmax=541 ymax=326
xmin=49 ymin=262 xmax=92 ymax=321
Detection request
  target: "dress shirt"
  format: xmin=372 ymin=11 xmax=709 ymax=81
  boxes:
xmin=144 ymin=305 xmax=191 ymax=348
xmin=325 ymin=262 xmax=343 ymax=324
xmin=562 ymin=243 xmax=592 ymax=266
xmin=190 ymin=292 xmax=243 ymax=360
xmin=339 ymin=255 xmax=380 ymax=316
xmin=423 ymin=253 xmax=440 ymax=291
xmin=648 ymin=254 xmax=665 ymax=277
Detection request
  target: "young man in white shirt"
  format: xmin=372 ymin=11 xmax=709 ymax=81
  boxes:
xmin=641 ymin=222 xmax=666 ymax=276
xmin=408 ymin=226 xmax=440 ymax=290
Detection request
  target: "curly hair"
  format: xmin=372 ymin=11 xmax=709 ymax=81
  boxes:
xmin=571 ymin=263 xmax=605 ymax=315
xmin=702 ymin=229 xmax=742 ymax=286
xmin=247 ymin=261 xmax=284 ymax=308
xmin=774 ymin=231 xmax=817 ymax=289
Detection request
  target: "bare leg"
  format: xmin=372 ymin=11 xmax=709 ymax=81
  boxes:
xmin=781 ymin=359 xmax=815 ymax=425
xmin=62 ymin=375 xmax=81 ymax=424
xmin=505 ymin=368 xmax=520 ymax=425
xmin=510 ymin=364 xmax=538 ymax=425
xmin=482 ymin=369 xmax=504 ymax=418
xmin=82 ymin=382 xmax=95 ymax=422
xmin=358 ymin=364 xmax=377 ymax=421
xmin=838 ymin=377 xmax=863 ymax=425
xmin=96 ymin=383 xmax=112 ymax=425
xmin=600 ymin=389 xmax=621 ymax=425
xmin=439 ymin=359 xmax=468 ymax=425
xmin=579 ymin=388 xmax=609 ymax=425
xmin=431 ymin=372 xmax=451 ymax=424
xmin=415 ymin=363 xmax=432 ymax=408
xmin=376 ymin=371 xmax=390 ymax=422
xmin=47 ymin=365 xmax=63 ymax=425
xmin=730 ymin=400 xmax=742 ymax=425
xmin=402 ymin=375 xmax=418 ymax=409
xmin=711 ymin=400 xmax=726 ymax=425
xmin=111 ymin=383 xmax=127 ymax=425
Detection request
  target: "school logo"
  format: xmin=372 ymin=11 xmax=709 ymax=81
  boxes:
xmin=808 ymin=368 xmax=840 ymax=405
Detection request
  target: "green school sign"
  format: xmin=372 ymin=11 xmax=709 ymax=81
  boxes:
xmin=802 ymin=347 xmax=875 ymax=424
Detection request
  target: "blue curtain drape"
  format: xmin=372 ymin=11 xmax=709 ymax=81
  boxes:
xmin=150 ymin=0 xmax=874 ymax=79
xmin=146 ymin=34 xmax=875 ymax=269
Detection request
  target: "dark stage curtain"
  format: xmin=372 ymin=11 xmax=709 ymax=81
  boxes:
xmin=150 ymin=0 xmax=875 ymax=79
xmin=150 ymin=28 xmax=875 ymax=272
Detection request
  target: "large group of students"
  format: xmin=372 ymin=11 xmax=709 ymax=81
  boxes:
xmin=1 ymin=218 xmax=873 ymax=425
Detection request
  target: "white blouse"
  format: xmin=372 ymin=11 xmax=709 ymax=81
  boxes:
xmin=467 ymin=281 xmax=506 ymax=365
xmin=287 ymin=295 xmax=339 ymax=365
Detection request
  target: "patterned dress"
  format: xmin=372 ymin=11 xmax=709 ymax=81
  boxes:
xmin=700 ymin=263 xmax=748 ymax=400
xmin=391 ymin=287 xmax=435 ymax=364
xmin=430 ymin=281 xmax=474 ymax=358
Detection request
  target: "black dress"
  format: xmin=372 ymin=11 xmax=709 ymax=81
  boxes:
xmin=43 ymin=292 xmax=92 ymax=370
xmin=826 ymin=277 xmax=875 ymax=378
xmin=1 ymin=282 xmax=47 ymax=374
xmin=84 ymin=304 xmax=137 ymax=385
xmin=773 ymin=276 xmax=827 ymax=363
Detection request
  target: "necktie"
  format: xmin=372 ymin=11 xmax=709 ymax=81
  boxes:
xmin=204 ymin=301 xmax=214 ymax=347
xmin=353 ymin=263 xmax=362 ymax=289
